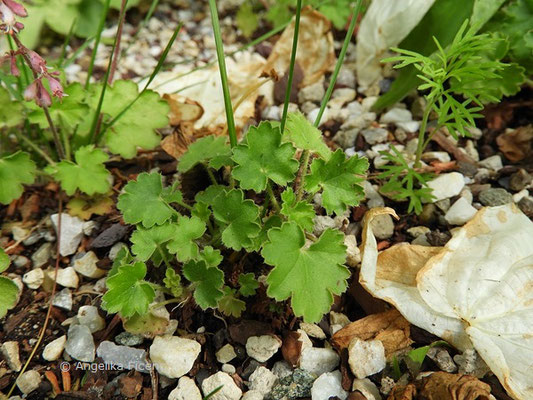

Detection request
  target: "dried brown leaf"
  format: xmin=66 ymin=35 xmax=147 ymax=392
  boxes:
xmin=418 ymin=372 xmax=492 ymax=400
xmin=496 ymin=125 xmax=533 ymax=162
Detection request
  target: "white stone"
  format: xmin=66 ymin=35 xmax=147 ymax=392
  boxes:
xmin=169 ymin=376 xmax=202 ymax=400
xmin=299 ymin=347 xmax=340 ymax=377
xmin=329 ymin=88 xmax=356 ymax=109
xmin=407 ymin=226 xmax=430 ymax=238
xmin=479 ymin=155 xmax=503 ymax=171
xmin=47 ymin=267 xmax=79 ymax=288
xmin=77 ymin=305 xmax=106 ymax=333
xmin=464 ymin=140 xmax=479 ymax=161
xmin=311 ymin=370 xmax=348 ymax=400
xmin=150 ymin=335 xmax=201 ymax=378
xmin=52 ymin=288 xmax=72 ymax=310
xmin=73 ymin=252 xmax=106 ymax=279
xmin=32 ymin=242 xmax=52 ymax=268
xmin=1 ymin=341 xmax=22 ymax=371
xmin=246 ymin=335 xmax=282 ymax=363
xmin=348 ymin=339 xmax=386 ymax=379
xmin=216 ymin=344 xmax=237 ymax=364
xmin=261 ymin=105 xmax=281 ymax=121
xmin=352 ymin=378 xmax=382 ymax=400
xmin=22 ymin=268 xmax=44 ymax=289
xmin=513 ymin=189 xmax=529 ymax=203
xmin=65 ymin=325 xmax=95 ymax=362
xmin=297 ymin=329 xmax=313 ymax=351
xmin=363 ymin=181 xmax=385 ymax=208
xmin=222 ymin=363 xmax=236 ymax=374
xmin=380 ymin=108 xmax=412 ymax=124
xmin=249 ymin=366 xmax=277 ymax=395
xmin=307 ymin=107 xmax=329 ymax=126
xmin=82 ymin=221 xmax=98 ymax=236
xmin=272 ymin=360 xmax=293 ymax=379
xmin=426 ymin=172 xmax=465 ymax=202
xmin=50 ymin=213 xmax=85 ymax=256
xmin=97 ymin=341 xmax=150 ymax=372
xmin=361 ymin=127 xmax=389 ymax=145
xmin=396 ymin=121 xmax=420 ymax=133
xmin=444 ymin=198 xmax=477 ymax=226
xmin=16 ymin=370 xmax=41 ymax=394
xmin=421 ymin=151 xmax=451 ymax=163
xmin=299 ymin=82 xmax=325 ymax=103
xmin=42 ymin=335 xmax=67 ymax=361
xmin=202 ymin=372 xmax=242 ymax=400
xmin=109 ymin=242 xmax=127 ymax=260
xmin=242 ymin=390 xmax=263 ymax=400
xmin=370 ymin=214 xmax=394 ymax=240
xmin=300 ymin=323 xmax=326 ymax=340
xmin=345 ymin=235 xmax=361 ymax=267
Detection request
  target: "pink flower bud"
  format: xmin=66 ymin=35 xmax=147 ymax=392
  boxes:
xmin=27 ymin=50 xmax=47 ymax=74
xmin=47 ymin=76 xmax=64 ymax=99
xmin=23 ymin=80 xmax=37 ymax=102
xmin=0 ymin=2 xmax=16 ymax=29
xmin=3 ymin=0 xmax=27 ymax=17
xmin=14 ymin=21 xmax=23 ymax=31
xmin=36 ymin=80 xmax=52 ymax=107
xmin=9 ymin=53 xmax=19 ymax=76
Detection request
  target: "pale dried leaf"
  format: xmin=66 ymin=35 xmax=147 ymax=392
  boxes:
xmin=332 ymin=309 xmax=412 ymax=359
xmin=361 ymin=205 xmax=533 ymax=400
xmin=264 ymin=7 xmax=336 ymax=87
xmin=496 ymin=125 xmax=533 ymax=162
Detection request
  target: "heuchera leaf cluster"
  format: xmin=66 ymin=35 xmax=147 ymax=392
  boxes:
xmin=110 ymin=112 xmax=369 ymax=322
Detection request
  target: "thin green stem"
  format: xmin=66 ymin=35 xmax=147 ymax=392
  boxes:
xmin=280 ymin=0 xmax=302 ymax=133
xmin=266 ymin=181 xmax=280 ymax=212
xmin=86 ymin=0 xmax=110 ymax=90
xmin=150 ymin=298 xmax=183 ymax=309
xmin=15 ymin=132 xmax=56 ymax=165
xmin=157 ymin=244 xmax=171 ymax=269
xmin=414 ymin=99 xmax=436 ymax=168
xmin=296 ymin=0 xmax=363 ymax=199
xmin=208 ymin=0 xmax=237 ymax=148
xmin=60 ymin=123 xmax=72 ymax=161
xmin=203 ymin=163 xmax=218 ymax=185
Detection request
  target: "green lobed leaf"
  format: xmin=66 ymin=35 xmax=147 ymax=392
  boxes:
xmin=130 ymin=223 xmax=176 ymax=264
xmin=102 ymin=262 xmax=155 ymax=317
xmin=251 ymin=214 xmax=283 ymax=251
xmin=198 ymin=246 xmax=223 ymax=268
xmin=304 ymin=149 xmax=368 ymax=215
xmin=280 ymin=188 xmax=315 ymax=232
xmin=238 ymin=273 xmax=259 ymax=297
xmin=0 ymin=277 xmax=19 ymax=318
xmin=205 ymin=188 xmax=262 ymax=251
xmin=0 ymin=248 xmax=9 ymax=273
xmin=178 ymin=135 xmax=232 ymax=173
xmin=0 ymin=86 xmax=24 ymax=128
xmin=108 ymin=246 xmax=133 ymax=277
xmin=117 ymin=172 xmax=182 ymax=228
xmin=284 ymin=112 xmax=332 ymax=160
xmin=232 ymin=122 xmax=299 ymax=192
xmin=183 ymin=260 xmax=224 ymax=309
xmin=46 ymin=145 xmax=110 ymax=196
xmin=236 ymin=1 xmax=259 ymax=38
xmin=218 ymin=287 xmax=246 ymax=318
xmin=0 ymin=152 xmax=37 ymax=205
xmin=88 ymin=80 xmax=169 ymax=158
xmin=167 ymin=215 xmax=206 ymax=262
xmin=262 ymin=222 xmax=349 ymax=323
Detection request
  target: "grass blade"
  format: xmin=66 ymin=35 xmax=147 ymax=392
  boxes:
xmin=208 ymin=0 xmax=237 ymax=148
xmin=280 ymin=0 xmax=302 ymax=133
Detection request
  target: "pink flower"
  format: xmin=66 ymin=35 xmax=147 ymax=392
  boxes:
xmin=3 ymin=0 xmax=26 ymax=17
xmin=47 ymin=76 xmax=65 ymax=100
xmin=27 ymin=50 xmax=47 ymax=74
xmin=9 ymin=52 xmax=19 ymax=76
xmin=36 ymin=80 xmax=52 ymax=107
xmin=23 ymin=80 xmax=37 ymax=102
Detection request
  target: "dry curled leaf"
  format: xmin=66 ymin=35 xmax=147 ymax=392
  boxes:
xmin=361 ymin=205 xmax=533 ymax=400
xmin=418 ymin=372 xmax=492 ymax=400
xmin=332 ymin=309 xmax=413 ymax=359
xmin=263 ymin=7 xmax=335 ymax=87
xmin=163 ymin=94 xmax=204 ymax=126
xmin=496 ymin=125 xmax=533 ymax=162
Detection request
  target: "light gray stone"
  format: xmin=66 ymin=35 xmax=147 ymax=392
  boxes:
xmin=311 ymin=370 xmax=347 ymax=400
xmin=246 ymin=335 xmax=282 ymax=363
xmin=380 ymin=108 xmax=412 ymax=124
xmin=169 ymin=376 xmax=202 ymax=400
xmin=348 ymin=339 xmax=386 ymax=379
xmin=370 ymin=214 xmax=394 ymax=240
xmin=249 ymin=366 xmax=277 ymax=395
xmin=97 ymin=341 xmax=150 ymax=373
xmin=444 ymin=198 xmax=477 ymax=225
xmin=242 ymin=390 xmax=263 ymax=400
xmin=1 ymin=341 xmax=22 ymax=371
xmin=300 ymin=323 xmax=326 ymax=340
xmin=22 ymin=268 xmax=44 ymax=289
xmin=150 ymin=335 xmax=201 ymax=378
xmin=51 ymin=213 xmax=85 ymax=256
xmin=299 ymin=82 xmax=325 ymax=104
xmin=42 ymin=335 xmax=66 ymax=361
xmin=16 ymin=370 xmax=41 ymax=394
xmin=32 ymin=242 xmax=52 ymax=268
xmin=47 ymin=267 xmax=79 ymax=288
xmin=345 ymin=235 xmax=361 ymax=267
xmin=202 ymin=372 xmax=242 ymax=400
xmin=352 ymin=378 xmax=381 ymax=400
xmin=426 ymin=173 xmax=465 ymax=201
xmin=77 ymin=306 xmax=105 ymax=333
xmin=52 ymin=288 xmax=72 ymax=310
xmin=479 ymin=155 xmax=503 ymax=171
xmin=361 ymin=127 xmax=389 ymax=145
xmin=299 ymin=347 xmax=340 ymax=377
xmin=73 ymin=251 xmax=106 ymax=279
xmin=65 ymin=324 xmax=95 ymax=362
xmin=216 ymin=344 xmax=237 ymax=364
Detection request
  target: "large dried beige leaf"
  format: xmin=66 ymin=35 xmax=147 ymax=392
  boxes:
xmin=263 ymin=7 xmax=335 ymax=87
xmin=145 ymin=52 xmax=271 ymax=133
xmin=360 ymin=205 xmax=533 ymax=400
xmin=332 ymin=309 xmax=412 ymax=359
